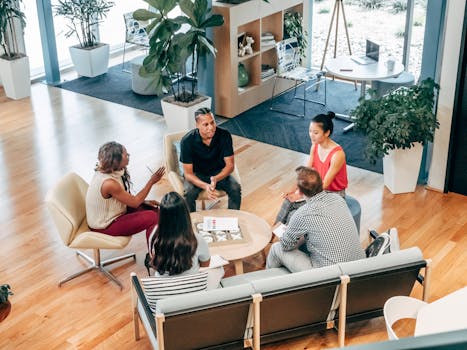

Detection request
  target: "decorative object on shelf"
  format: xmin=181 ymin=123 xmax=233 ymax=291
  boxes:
xmin=261 ymin=64 xmax=275 ymax=79
xmin=238 ymin=42 xmax=245 ymax=57
xmin=238 ymin=32 xmax=254 ymax=57
xmin=238 ymin=63 xmax=249 ymax=87
xmin=0 ymin=284 xmax=13 ymax=323
xmin=351 ymin=78 xmax=440 ymax=194
xmin=244 ymin=35 xmax=254 ymax=55
xmin=261 ymin=32 xmax=276 ymax=48
xmin=0 ymin=0 xmax=30 ymax=100
xmin=283 ymin=11 xmax=308 ymax=63
xmin=54 ymin=0 xmax=114 ymax=77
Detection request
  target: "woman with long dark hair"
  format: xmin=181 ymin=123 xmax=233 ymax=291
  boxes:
xmin=85 ymin=141 xmax=165 ymax=242
xmin=149 ymin=192 xmax=224 ymax=289
xmin=275 ymin=111 xmax=348 ymax=224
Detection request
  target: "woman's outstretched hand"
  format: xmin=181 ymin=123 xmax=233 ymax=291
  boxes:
xmin=150 ymin=166 xmax=165 ymax=184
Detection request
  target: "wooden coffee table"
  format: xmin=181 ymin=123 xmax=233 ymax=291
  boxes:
xmin=190 ymin=209 xmax=272 ymax=274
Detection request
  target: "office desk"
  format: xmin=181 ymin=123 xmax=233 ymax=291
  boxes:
xmin=326 ymin=56 xmax=404 ymax=97
xmin=326 ymin=56 xmax=404 ymax=131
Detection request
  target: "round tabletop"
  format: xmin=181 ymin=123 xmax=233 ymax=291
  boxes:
xmin=190 ymin=209 xmax=271 ymax=271
xmin=325 ymin=56 xmax=404 ymax=81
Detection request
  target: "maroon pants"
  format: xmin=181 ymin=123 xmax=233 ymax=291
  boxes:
xmin=91 ymin=205 xmax=158 ymax=244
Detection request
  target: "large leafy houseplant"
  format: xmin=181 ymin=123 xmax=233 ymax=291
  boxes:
xmin=351 ymin=77 xmax=440 ymax=163
xmin=54 ymin=0 xmax=114 ymax=48
xmin=0 ymin=0 xmax=26 ymax=60
xmin=133 ymin=0 xmax=224 ymax=104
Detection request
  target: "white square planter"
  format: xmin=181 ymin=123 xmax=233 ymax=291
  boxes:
xmin=383 ymin=143 xmax=423 ymax=194
xmin=69 ymin=43 xmax=110 ymax=78
xmin=0 ymin=56 xmax=30 ymax=100
xmin=161 ymin=95 xmax=212 ymax=133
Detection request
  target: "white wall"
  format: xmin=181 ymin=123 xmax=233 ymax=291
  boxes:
xmin=427 ymin=0 xmax=465 ymax=190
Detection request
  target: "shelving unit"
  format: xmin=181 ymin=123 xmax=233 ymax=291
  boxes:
xmin=213 ymin=0 xmax=306 ymax=118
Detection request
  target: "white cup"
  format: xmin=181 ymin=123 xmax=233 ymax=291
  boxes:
xmin=386 ymin=58 xmax=395 ymax=71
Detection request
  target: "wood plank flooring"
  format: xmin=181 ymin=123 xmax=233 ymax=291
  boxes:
xmin=0 ymin=84 xmax=466 ymax=349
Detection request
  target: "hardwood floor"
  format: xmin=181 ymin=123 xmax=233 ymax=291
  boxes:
xmin=0 ymin=84 xmax=466 ymax=349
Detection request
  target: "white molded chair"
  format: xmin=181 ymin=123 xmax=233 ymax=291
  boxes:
xmin=270 ymin=37 xmax=327 ymax=118
xmin=45 ymin=172 xmax=136 ymax=290
xmin=122 ymin=12 xmax=150 ymax=72
xmin=163 ymin=131 xmax=241 ymax=210
xmin=383 ymin=295 xmax=428 ymax=340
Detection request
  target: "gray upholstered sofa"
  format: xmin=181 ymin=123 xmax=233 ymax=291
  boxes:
xmin=131 ymin=247 xmax=431 ymax=350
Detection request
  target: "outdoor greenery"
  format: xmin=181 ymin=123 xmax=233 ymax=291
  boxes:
xmin=357 ymin=0 xmax=384 ymax=10
xmin=54 ymin=0 xmax=114 ymax=48
xmin=283 ymin=12 xmax=308 ymax=62
xmin=133 ymin=0 xmax=224 ymax=103
xmin=0 ymin=284 xmax=13 ymax=303
xmin=351 ymin=78 xmax=440 ymax=163
xmin=392 ymin=0 xmax=408 ymax=14
xmin=0 ymin=0 xmax=26 ymax=60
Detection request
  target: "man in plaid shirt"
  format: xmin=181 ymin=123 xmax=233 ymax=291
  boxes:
xmin=267 ymin=166 xmax=365 ymax=272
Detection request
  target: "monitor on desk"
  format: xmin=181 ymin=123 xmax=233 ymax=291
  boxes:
xmin=352 ymin=39 xmax=380 ymax=65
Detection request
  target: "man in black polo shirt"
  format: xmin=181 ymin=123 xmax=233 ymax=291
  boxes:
xmin=180 ymin=107 xmax=241 ymax=212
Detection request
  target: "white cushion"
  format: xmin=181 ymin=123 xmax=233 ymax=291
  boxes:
xmin=141 ymin=271 xmax=209 ymax=312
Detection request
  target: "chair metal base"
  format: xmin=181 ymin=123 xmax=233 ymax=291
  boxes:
xmin=59 ymin=249 xmax=136 ymax=290
xmin=270 ymin=75 xmax=327 ymax=118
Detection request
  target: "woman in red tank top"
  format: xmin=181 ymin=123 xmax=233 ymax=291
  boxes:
xmin=275 ymin=112 xmax=348 ymax=224
xmin=307 ymin=111 xmax=348 ymax=195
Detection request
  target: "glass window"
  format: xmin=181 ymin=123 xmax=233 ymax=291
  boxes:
xmin=23 ymin=2 xmax=44 ymax=78
xmin=312 ymin=0 xmax=426 ymax=80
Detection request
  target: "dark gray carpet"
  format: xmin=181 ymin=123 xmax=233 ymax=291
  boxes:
xmin=57 ymin=64 xmax=382 ymax=173
xmin=57 ymin=63 xmax=164 ymax=115
xmin=220 ymin=80 xmax=383 ymax=173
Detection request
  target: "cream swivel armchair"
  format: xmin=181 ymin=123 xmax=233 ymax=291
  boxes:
xmin=164 ymin=131 xmax=241 ymax=210
xmin=45 ymin=172 xmax=136 ymax=290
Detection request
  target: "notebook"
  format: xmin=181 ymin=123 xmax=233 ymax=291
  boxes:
xmin=351 ymin=39 xmax=379 ymax=65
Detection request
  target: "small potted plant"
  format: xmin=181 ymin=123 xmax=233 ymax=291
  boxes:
xmin=133 ymin=0 xmax=224 ymax=132
xmin=0 ymin=0 xmax=30 ymax=100
xmin=54 ymin=0 xmax=114 ymax=77
xmin=0 ymin=284 xmax=13 ymax=322
xmin=350 ymin=77 xmax=440 ymax=194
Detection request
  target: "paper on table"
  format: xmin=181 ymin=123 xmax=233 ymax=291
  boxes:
xmin=199 ymin=254 xmax=229 ymax=271
xmin=273 ymin=223 xmax=287 ymax=238
xmin=203 ymin=216 xmax=238 ymax=231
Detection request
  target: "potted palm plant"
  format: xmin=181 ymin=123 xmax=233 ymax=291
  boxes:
xmin=0 ymin=284 xmax=13 ymax=323
xmin=0 ymin=0 xmax=29 ymax=100
xmin=133 ymin=0 xmax=224 ymax=132
xmin=350 ymin=77 xmax=440 ymax=194
xmin=54 ymin=0 xmax=114 ymax=78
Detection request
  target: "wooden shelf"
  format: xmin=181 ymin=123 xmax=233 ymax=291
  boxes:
xmin=238 ymin=51 xmax=260 ymax=62
xmin=213 ymin=0 xmax=306 ymax=118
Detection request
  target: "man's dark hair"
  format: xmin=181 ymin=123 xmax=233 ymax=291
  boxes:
xmin=194 ymin=107 xmax=212 ymax=122
xmin=295 ymin=166 xmax=323 ymax=197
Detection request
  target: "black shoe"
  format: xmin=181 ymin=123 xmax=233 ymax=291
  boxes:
xmin=144 ymin=253 xmax=151 ymax=276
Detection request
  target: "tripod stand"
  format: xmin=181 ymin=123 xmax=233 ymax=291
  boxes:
xmin=320 ymin=0 xmax=353 ymax=71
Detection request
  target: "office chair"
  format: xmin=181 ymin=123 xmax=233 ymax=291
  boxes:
xmin=45 ymin=172 xmax=136 ymax=290
xmin=122 ymin=12 xmax=150 ymax=72
xmin=270 ymin=37 xmax=327 ymax=118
